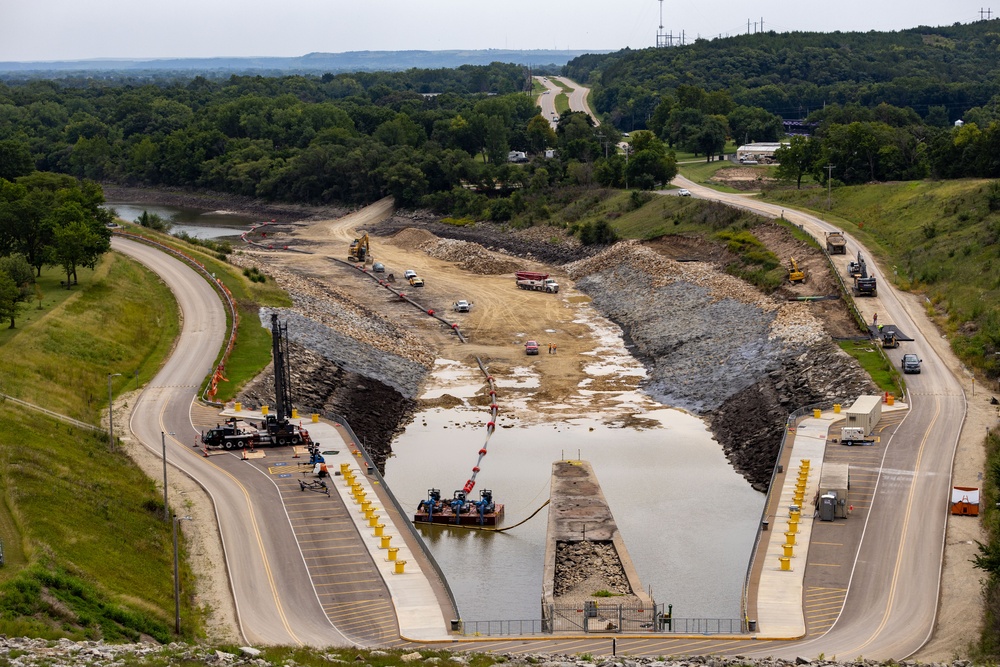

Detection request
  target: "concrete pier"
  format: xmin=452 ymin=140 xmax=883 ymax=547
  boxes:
xmin=543 ymin=460 xmax=653 ymax=632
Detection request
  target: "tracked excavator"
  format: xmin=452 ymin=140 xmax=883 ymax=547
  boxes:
xmin=348 ymin=232 xmax=372 ymax=263
xmin=787 ymin=258 xmax=806 ymax=284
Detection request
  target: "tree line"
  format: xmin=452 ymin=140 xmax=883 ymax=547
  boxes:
xmin=0 ymin=161 xmax=113 ymax=328
xmin=0 ymin=65 xmax=678 ymax=233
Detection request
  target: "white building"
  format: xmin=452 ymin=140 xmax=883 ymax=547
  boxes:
xmin=735 ymin=142 xmax=789 ymax=164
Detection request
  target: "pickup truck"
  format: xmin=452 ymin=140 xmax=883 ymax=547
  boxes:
xmin=524 ymin=340 xmax=540 ymax=355
xmin=453 ymin=300 xmax=473 ymax=312
xmin=901 ymin=353 xmax=922 ymax=374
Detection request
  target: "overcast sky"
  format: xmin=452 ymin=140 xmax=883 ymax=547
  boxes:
xmin=0 ymin=0 xmax=990 ymax=62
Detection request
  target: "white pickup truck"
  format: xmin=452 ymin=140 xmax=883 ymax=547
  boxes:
xmin=453 ymin=300 xmax=473 ymax=312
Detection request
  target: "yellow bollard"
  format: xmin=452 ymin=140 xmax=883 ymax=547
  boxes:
xmin=834 ymin=403 xmax=841 ymax=414
xmin=373 ymin=523 xmax=385 ymax=537
xmin=813 ymin=408 xmax=821 ymax=419
xmin=291 ymin=408 xmax=299 ymax=419
xmin=788 ymin=519 xmax=799 ymax=534
xmin=782 ymin=543 xmax=794 ymax=557
xmin=798 ymin=470 xmax=808 ymax=481
xmin=360 ymin=500 xmax=372 ymax=514
xmin=387 ymin=547 xmax=399 ymax=561
xmin=380 ymin=535 xmax=392 ymax=549
xmin=340 ymin=462 xmax=350 ymax=475
xmin=801 ymin=459 xmax=811 ymax=468
xmin=312 ymin=413 xmax=319 ymax=423
xmin=394 ymin=560 xmax=407 ymax=574
xmin=261 ymin=405 xmax=269 ymax=416
xmin=785 ymin=531 xmax=796 ymax=546
xmin=790 ymin=509 xmax=801 ymax=522
xmin=368 ymin=514 xmax=380 ymax=527
xmin=795 ymin=484 xmax=806 ymax=496
xmin=234 ymin=402 xmax=242 ymax=412
xmin=779 ymin=556 xmax=791 ymax=571
xmin=354 ymin=491 xmax=366 ymax=504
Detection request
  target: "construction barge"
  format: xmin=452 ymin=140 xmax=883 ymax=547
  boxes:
xmin=413 ymin=489 xmax=504 ymax=526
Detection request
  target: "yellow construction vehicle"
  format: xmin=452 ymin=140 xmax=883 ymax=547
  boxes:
xmin=348 ymin=233 xmax=371 ymax=263
xmin=788 ymin=258 xmax=806 ymax=284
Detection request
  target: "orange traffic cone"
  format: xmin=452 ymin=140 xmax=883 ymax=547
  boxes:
xmin=241 ymin=447 xmax=247 ymax=461
xmin=203 ymin=446 xmax=210 ymax=458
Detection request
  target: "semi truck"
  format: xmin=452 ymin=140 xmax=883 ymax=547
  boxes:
xmin=515 ymin=271 xmax=559 ymax=293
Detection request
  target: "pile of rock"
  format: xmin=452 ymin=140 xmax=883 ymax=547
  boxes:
xmin=420 ymin=237 xmax=523 ymax=275
xmin=553 ymin=541 xmax=633 ymax=599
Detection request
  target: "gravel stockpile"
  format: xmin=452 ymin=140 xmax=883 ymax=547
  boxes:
xmin=420 ymin=237 xmax=523 ymax=274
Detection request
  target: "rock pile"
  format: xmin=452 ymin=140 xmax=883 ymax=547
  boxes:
xmin=420 ymin=237 xmax=523 ymax=275
xmin=0 ymin=635 xmax=966 ymax=666
xmin=553 ymin=541 xmax=634 ymax=599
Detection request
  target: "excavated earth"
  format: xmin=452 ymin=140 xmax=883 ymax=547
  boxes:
xmin=228 ymin=206 xmax=874 ymax=492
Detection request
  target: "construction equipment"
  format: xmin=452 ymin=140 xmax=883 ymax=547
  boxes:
xmin=847 ymin=252 xmax=864 ymax=279
xmin=413 ymin=488 xmax=504 ymax=526
xmin=826 ymin=231 xmax=847 ymax=254
xmin=515 ymin=271 xmax=559 ymax=293
xmin=840 ymin=426 xmax=876 ymax=446
xmin=202 ymin=417 xmax=257 ymax=450
xmin=348 ymin=232 xmax=371 ymax=263
xmin=881 ymin=331 xmax=899 ymax=348
xmin=787 ymin=258 xmax=806 ymax=284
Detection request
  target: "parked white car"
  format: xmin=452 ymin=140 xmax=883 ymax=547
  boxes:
xmin=453 ymin=300 xmax=473 ymax=313
xmin=677 ymin=189 xmax=692 ymax=197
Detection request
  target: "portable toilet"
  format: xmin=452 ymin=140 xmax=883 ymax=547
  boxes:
xmin=819 ymin=493 xmax=837 ymax=521
xmin=951 ymin=486 xmax=980 ymax=516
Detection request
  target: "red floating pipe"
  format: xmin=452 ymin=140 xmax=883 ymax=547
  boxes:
xmin=479 ymin=448 xmax=488 ymax=455
xmin=472 ymin=466 xmax=480 ymax=472
xmin=487 ymin=421 xmax=495 ymax=428
xmin=427 ymin=309 xmax=435 ymax=315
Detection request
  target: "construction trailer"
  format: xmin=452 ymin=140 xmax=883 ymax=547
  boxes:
xmin=818 ymin=463 xmax=850 ymax=520
xmin=951 ymin=486 xmax=980 ymax=516
xmin=843 ymin=395 xmax=882 ymax=437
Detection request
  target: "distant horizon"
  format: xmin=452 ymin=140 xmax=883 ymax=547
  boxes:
xmin=0 ymin=1 xmax=984 ymax=62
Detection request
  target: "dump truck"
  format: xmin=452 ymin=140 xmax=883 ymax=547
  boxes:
xmin=826 ymin=231 xmax=847 ymax=254
xmin=840 ymin=426 xmax=875 ymax=446
xmin=515 ymin=271 xmax=559 ymax=293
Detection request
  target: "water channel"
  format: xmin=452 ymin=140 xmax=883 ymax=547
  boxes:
xmin=104 ymin=202 xmax=260 ymax=239
xmin=385 ymin=307 xmax=764 ymax=626
xmin=108 ymin=201 xmax=765 ymax=627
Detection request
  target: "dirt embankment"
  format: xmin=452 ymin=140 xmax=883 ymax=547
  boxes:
xmin=229 ymin=206 xmax=875 ymax=491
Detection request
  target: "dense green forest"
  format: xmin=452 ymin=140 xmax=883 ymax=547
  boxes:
xmin=566 ymin=20 xmax=1000 ymax=128
xmin=0 ymin=64 xmax=676 ymax=216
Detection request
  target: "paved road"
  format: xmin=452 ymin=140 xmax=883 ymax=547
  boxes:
xmin=668 ymin=176 xmax=966 ymax=659
xmin=114 ymin=237 xmax=348 ymax=647
xmin=533 ymin=76 xmax=599 ymax=127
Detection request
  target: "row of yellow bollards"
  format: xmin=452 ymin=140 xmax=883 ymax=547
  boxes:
xmin=340 ymin=462 xmax=407 ymax=575
xmin=779 ymin=458 xmax=811 ymax=571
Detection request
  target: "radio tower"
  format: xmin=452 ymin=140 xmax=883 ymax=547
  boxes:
xmin=656 ymin=0 xmax=684 ymax=48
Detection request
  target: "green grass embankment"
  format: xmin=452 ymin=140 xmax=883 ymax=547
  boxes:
xmin=554 ymin=94 xmax=570 ymax=115
xmin=0 ymin=252 xmax=194 ymax=640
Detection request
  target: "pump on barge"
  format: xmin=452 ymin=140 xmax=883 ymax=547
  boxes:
xmin=414 ymin=489 xmax=504 ymax=526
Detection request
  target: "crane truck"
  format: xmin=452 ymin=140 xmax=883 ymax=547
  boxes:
xmin=515 ymin=271 xmax=559 ymax=293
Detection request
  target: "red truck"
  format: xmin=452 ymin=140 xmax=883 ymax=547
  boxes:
xmin=515 ymin=271 xmax=559 ymax=293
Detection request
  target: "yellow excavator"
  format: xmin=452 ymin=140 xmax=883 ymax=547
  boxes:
xmin=348 ymin=233 xmax=371 ymax=263
xmin=788 ymin=258 xmax=806 ymax=284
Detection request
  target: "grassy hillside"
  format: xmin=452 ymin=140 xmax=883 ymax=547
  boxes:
xmin=0 ymin=253 xmax=193 ymax=640
xmin=764 ymin=179 xmax=1000 ymax=378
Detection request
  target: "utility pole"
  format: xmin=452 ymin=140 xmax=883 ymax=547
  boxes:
xmin=107 ymin=373 xmax=121 ymax=452
xmin=162 ymin=431 xmax=175 ymax=521
xmin=826 ymin=164 xmax=836 ymax=210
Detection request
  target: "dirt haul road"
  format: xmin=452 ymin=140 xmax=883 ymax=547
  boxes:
xmin=256 ymin=202 xmax=664 ymax=424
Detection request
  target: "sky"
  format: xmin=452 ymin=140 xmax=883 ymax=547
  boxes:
xmin=0 ymin=0 xmax=990 ymax=62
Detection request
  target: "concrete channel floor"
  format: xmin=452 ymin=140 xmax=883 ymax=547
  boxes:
xmin=748 ymin=401 xmax=909 ymax=639
xmin=194 ymin=405 xmax=456 ymax=644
